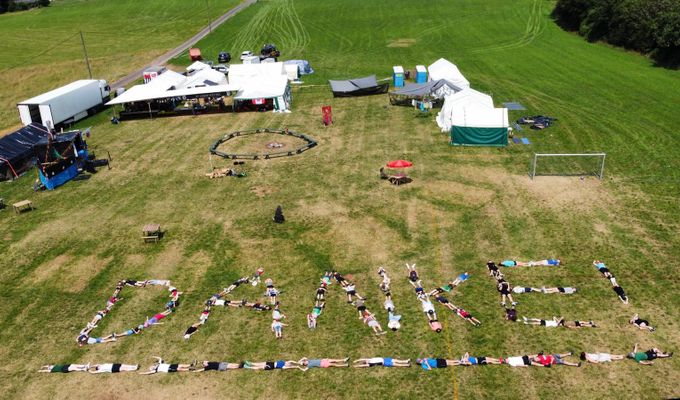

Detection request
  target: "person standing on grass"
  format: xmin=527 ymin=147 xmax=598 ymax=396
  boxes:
xmin=497 ymin=279 xmax=517 ymax=307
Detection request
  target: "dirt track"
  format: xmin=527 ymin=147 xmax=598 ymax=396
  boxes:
xmin=111 ymin=0 xmax=257 ymax=89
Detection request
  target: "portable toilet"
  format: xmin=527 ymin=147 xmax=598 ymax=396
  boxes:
xmin=393 ymin=66 xmax=404 ymax=87
xmin=415 ymin=65 xmax=427 ymax=83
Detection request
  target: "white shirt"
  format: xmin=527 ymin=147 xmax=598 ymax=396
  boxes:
xmin=98 ymin=363 xmax=113 ymax=372
xmin=545 ymin=320 xmax=559 ymax=327
xmin=506 ymin=357 xmax=525 ymax=367
xmin=422 ymin=300 xmax=434 ymax=313
xmin=157 ymin=363 xmax=171 ymax=373
xmin=367 ymin=357 xmax=383 ymax=364
xmin=214 ymin=299 xmax=225 ymax=306
xmin=384 ymin=299 xmax=394 ymax=311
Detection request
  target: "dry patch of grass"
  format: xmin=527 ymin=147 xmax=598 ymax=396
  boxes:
xmin=27 ymin=254 xmax=113 ymax=293
xmin=387 ymin=38 xmax=417 ymax=47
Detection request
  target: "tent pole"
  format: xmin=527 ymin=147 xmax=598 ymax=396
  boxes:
xmin=599 ymin=154 xmax=606 ymax=180
xmin=531 ymin=153 xmax=537 ymax=179
xmin=148 ymin=102 xmax=152 ymax=119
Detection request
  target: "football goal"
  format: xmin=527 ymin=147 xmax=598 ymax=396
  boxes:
xmin=529 ymin=153 xmax=606 ymax=180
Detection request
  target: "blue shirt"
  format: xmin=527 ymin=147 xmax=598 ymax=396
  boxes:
xmin=421 ymin=358 xmax=438 ymax=370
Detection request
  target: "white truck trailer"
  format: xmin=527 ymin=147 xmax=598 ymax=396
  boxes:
xmin=17 ymin=79 xmax=110 ymax=128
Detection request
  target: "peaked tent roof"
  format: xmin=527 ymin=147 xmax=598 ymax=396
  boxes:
xmin=436 ymin=88 xmax=495 ymax=132
xmin=391 ymin=79 xmax=461 ymax=98
xmin=427 ymin=58 xmax=470 ymax=89
xmin=0 ymin=123 xmax=50 ymax=180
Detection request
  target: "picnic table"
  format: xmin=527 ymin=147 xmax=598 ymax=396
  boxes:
xmin=141 ymin=223 xmax=161 ymax=243
xmin=13 ymin=200 xmax=33 ymax=214
xmin=389 ymin=173 xmax=410 ymax=186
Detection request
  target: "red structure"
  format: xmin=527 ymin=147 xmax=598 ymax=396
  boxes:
xmin=322 ymin=106 xmax=332 ymax=126
xmin=189 ymin=48 xmax=203 ymax=61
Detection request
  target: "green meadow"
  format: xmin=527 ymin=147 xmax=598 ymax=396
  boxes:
xmin=0 ymin=0 xmax=678 ymax=398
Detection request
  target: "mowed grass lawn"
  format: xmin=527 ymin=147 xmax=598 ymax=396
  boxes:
xmin=0 ymin=0 xmax=241 ymax=132
xmin=1 ymin=0 xmax=679 ymax=398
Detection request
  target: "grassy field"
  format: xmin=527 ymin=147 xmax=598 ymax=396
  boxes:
xmin=0 ymin=0 xmax=241 ymax=132
xmin=1 ymin=0 xmax=679 ymax=399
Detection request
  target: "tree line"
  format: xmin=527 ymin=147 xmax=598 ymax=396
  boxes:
xmin=552 ymin=0 xmax=680 ymax=68
xmin=0 ymin=0 xmax=50 ymax=14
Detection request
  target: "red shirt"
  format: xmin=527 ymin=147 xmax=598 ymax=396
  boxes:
xmin=458 ymin=310 xmax=470 ymax=318
xmin=536 ymin=355 xmax=553 ymax=366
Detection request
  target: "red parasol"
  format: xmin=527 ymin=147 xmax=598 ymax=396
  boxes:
xmin=386 ymin=160 xmax=413 ymax=168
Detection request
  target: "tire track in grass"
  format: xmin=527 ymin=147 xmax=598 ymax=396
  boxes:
xmin=470 ymin=0 xmax=544 ymax=54
xmin=430 ymin=207 xmax=459 ymax=400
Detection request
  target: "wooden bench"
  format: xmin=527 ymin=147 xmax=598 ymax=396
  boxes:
xmin=13 ymin=200 xmax=33 ymax=214
xmin=141 ymin=223 xmax=161 ymax=243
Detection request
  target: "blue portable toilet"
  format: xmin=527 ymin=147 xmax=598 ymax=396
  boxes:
xmin=415 ymin=65 xmax=427 ymax=83
xmin=393 ymin=66 xmax=404 ymax=87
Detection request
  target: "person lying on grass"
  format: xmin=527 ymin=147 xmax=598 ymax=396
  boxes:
xmin=378 ymin=267 xmax=391 ymax=293
xmin=429 ymin=272 xmax=470 ymax=296
xmin=343 ymin=283 xmax=362 ymax=304
xmin=388 ymin=311 xmax=402 ymax=331
xmin=627 ymin=344 xmax=673 ymax=365
xmin=139 ymin=357 xmax=194 ymax=374
xmin=512 ymin=286 xmax=543 ymax=294
xmin=353 ymin=357 xmax=410 ymax=368
xmin=38 ymin=364 xmax=90 ymax=373
xmin=487 ymin=260 xmax=499 ymax=276
xmin=532 ymin=352 xmax=580 ymax=367
xmin=420 ymin=295 xmax=437 ymax=321
xmin=499 ymin=260 xmax=531 ymax=267
xmin=271 ymin=319 xmax=287 ymax=339
xmin=612 ymin=283 xmax=629 ymax=304
xmin=244 ymin=360 xmax=305 ymax=370
xmin=629 ymin=314 xmax=655 ymax=332
xmin=459 ymin=353 xmax=502 ymax=366
xmin=115 ymin=325 xmax=142 ymax=338
xmin=417 ymin=357 xmax=463 ymax=369
xmin=299 ymin=357 xmax=349 ymax=370
xmin=522 ymin=316 xmax=564 ymax=327
xmin=406 ymin=263 xmax=421 ymax=288
xmin=272 ymin=302 xmax=286 ymax=321
xmin=264 ymin=278 xmax=279 ymax=305
xmin=593 ymin=260 xmax=613 ymax=278
xmin=530 ymin=259 xmax=561 ymax=266
xmin=580 ymin=352 xmax=625 ymax=364
xmin=362 ymin=310 xmax=387 ymax=335
xmin=193 ymin=361 xmax=243 ymax=372
xmin=355 ymin=298 xmax=367 ymax=318
xmin=454 ymin=306 xmax=481 ymax=326
xmin=78 ymin=333 xmax=116 ymax=347
xmin=89 ymin=364 xmax=139 ymax=374
xmin=541 ymin=287 xmax=577 ymax=294
xmin=184 ymin=321 xmax=203 ymax=339
xmin=504 ymin=354 xmax=543 ymax=367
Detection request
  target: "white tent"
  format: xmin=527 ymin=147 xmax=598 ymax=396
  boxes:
xmin=183 ymin=68 xmax=228 ymax=89
xmin=284 ymin=64 xmax=299 ymax=81
xmin=186 ymin=61 xmax=211 ymax=72
xmin=106 ymin=84 xmax=239 ymax=105
xmin=228 ymin=62 xmax=287 ymax=86
xmin=451 ymin=105 xmax=509 ymax=128
xmin=234 ymin=75 xmax=290 ymax=111
xmin=428 ymin=58 xmax=470 ymax=89
xmin=436 ymin=88 xmax=494 ymax=132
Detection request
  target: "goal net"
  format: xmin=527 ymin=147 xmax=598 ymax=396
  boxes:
xmin=530 ymin=153 xmax=606 ymax=179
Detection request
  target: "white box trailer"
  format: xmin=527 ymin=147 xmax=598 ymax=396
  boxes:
xmin=17 ymin=79 xmax=110 ymax=128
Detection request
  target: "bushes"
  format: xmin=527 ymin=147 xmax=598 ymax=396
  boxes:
xmin=552 ymin=0 xmax=680 ymax=68
xmin=0 ymin=0 xmax=50 ymax=14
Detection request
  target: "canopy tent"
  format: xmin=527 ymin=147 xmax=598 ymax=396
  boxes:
xmin=436 ymin=88 xmax=494 ymax=132
xmin=228 ymin=63 xmax=291 ymax=111
xmin=0 ymin=123 xmax=50 ymax=181
xmin=283 ymin=60 xmax=314 ymax=75
xmin=233 ymin=75 xmax=291 ymax=112
xmin=186 ymin=61 xmax=211 ymax=72
xmin=228 ymin=62 xmax=287 ymax=86
xmin=450 ymin=106 xmax=509 ymax=147
xmin=428 ymin=58 xmax=470 ymax=89
xmin=328 ymin=75 xmax=389 ymax=97
xmin=389 ymin=79 xmax=461 ymax=106
xmin=106 ymin=69 xmax=233 ymax=106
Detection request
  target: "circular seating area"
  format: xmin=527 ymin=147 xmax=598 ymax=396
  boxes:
xmin=209 ymin=128 xmax=317 ymax=160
